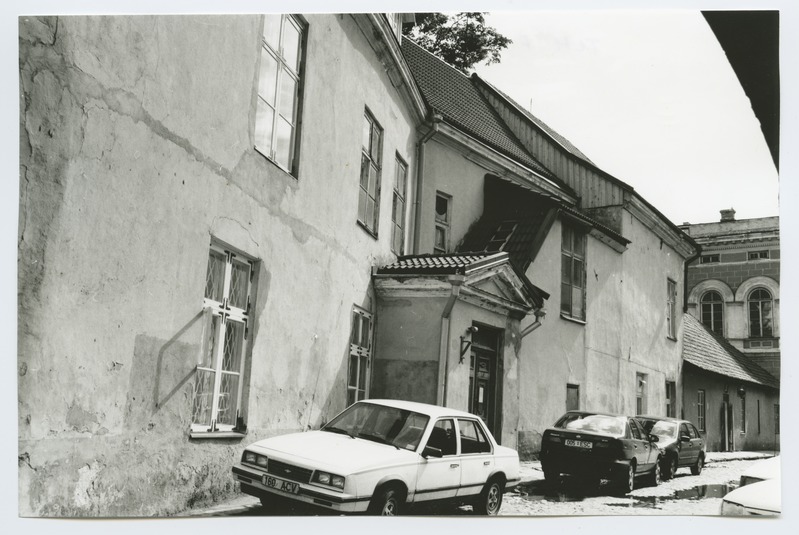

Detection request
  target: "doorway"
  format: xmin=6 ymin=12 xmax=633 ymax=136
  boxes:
xmin=468 ymin=325 xmax=502 ymax=438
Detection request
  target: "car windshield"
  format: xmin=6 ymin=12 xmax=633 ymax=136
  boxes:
xmin=649 ymin=420 xmax=678 ymax=438
xmin=322 ymin=403 xmax=430 ymax=451
xmin=555 ymin=413 xmax=626 ymax=437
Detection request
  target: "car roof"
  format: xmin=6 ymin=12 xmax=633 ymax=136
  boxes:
xmin=560 ymin=410 xmax=627 ymax=418
xmin=636 ymin=415 xmax=692 ymax=424
xmin=360 ymin=399 xmax=479 ymax=419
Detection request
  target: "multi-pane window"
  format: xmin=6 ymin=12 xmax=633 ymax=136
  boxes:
xmin=391 ymin=155 xmax=408 ymax=255
xmin=255 ymin=14 xmax=305 ymax=174
xmin=748 ymin=250 xmax=769 ymax=260
xmin=358 ymin=110 xmax=383 ymax=234
xmin=697 ymin=390 xmax=706 ymax=431
xmin=193 ymin=243 xmax=254 ymax=432
xmin=700 ymin=254 xmax=719 ymax=264
xmin=665 ymin=381 xmax=676 ymax=418
xmin=561 ymin=224 xmax=586 ymax=320
xmin=635 ymin=373 xmax=647 ymax=415
xmin=485 ymin=221 xmax=518 ymax=252
xmin=566 ymin=384 xmax=580 ymax=411
xmin=701 ymin=290 xmax=724 ymax=335
xmin=666 ymin=279 xmax=677 ymax=339
xmin=348 ymin=306 xmax=373 ymax=405
xmin=748 ymin=288 xmax=774 ymax=337
xmin=434 ymin=192 xmax=451 ymax=253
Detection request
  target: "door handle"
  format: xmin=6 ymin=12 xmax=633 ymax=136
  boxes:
xmin=483 ymin=461 xmax=491 ymax=466
xmin=450 ymin=463 xmax=459 ymax=469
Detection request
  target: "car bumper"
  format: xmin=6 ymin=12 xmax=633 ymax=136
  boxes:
xmin=540 ymin=453 xmax=631 ymax=479
xmin=232 ymin=464 xmax=371 ymax=513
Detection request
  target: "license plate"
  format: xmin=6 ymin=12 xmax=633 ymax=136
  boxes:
xmin=565 ymin=439 xmax=592 ymax=449
xmin=262 ymin=474 xmax=300 ymax=494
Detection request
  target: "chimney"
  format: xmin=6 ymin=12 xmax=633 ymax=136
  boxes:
xmin=720 ymin=208 xmax=736 ymax=222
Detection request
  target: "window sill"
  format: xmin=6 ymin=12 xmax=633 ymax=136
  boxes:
xmin=190 ymin=431 xmax=247 ymax=440
xmin=356 ymin=220 xmax=378 ymax=240
xmin=560 ymin=313 xmax=586 ymax=326
xmin=254 ymin=145 xmax=297 ymax=180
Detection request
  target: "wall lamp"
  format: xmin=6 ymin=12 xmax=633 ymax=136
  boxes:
xmin=738 ymin=387 xmax=746 ymax=398
xmin=459 ymin=325 xmax=478 ymax=363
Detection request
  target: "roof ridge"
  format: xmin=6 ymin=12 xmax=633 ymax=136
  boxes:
xmin=400 ymin=36 xmax=474 ymax=81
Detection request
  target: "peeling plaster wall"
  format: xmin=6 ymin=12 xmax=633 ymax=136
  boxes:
xmin=18 ymin=14 xmax=418 ymax=516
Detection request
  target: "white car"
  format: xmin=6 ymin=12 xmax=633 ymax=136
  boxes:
xmin=720 ymin=455 xmax=781 ymax=516
xmin=232 ymin=399 xmax=521 ymax=515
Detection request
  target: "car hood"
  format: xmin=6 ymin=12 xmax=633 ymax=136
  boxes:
xmin=246 ymin=430 xmax=420 ymax=474
xmin=722 ymin=478 xmax=781 ymax=513
xmin=741 ymin=455 xmax=780 ymax=480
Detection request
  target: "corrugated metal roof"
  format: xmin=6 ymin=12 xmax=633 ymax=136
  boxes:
xmin=682 ymin=314 xmax=779 ymax=389
xmin=401 ymin=38 xmax=558 ymax=182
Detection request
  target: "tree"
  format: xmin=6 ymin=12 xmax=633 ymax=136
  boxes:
xmin=403 ymin=12 xmax=512 ymax=73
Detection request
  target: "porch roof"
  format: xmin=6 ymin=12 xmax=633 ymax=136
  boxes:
xmin=682 ymin=314 xmax=779 ymax=389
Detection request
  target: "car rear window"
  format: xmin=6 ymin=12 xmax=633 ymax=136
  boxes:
xmin=555 ymin=413 xmax=626 ymax=437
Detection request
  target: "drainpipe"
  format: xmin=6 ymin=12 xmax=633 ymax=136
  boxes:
xmin=438 ymin=275 xmax=464 ymax=406
xmin=520 ymin=307 xmax=547 ymax=338
xmin=412 ymin=113 xmax=442 ymax=254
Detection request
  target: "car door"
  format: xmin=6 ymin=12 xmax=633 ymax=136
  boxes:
xmin=628 ymin=418 xmax=654 ymax=473
xmin=455 ymin=418 xmax=493 ymax=498
xmin=413 ymin=418 xmax=461 ymax=503
xmin=678 ymin=423 xmax=696 ymax=466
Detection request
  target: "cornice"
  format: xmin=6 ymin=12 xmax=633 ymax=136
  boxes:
xmin=625 ymin=195 xmax=697 ymax=258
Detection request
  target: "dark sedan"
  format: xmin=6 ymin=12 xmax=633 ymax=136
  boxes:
xmin=540 ymin=411 xmax=661 ymax=493
xmin=635 ymin=416 xmax=705 ymax=480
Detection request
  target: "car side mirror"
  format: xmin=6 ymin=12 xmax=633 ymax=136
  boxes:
xmin=680 ymin=435 xmax=691 ymax=442
xmin=422 ymin=445 xmax=443 ymax=458
xmin=648 ymin=434 xmax=659 ymax=443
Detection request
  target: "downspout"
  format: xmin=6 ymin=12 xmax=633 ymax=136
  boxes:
xmin=438 ymin=275 xmax=464 ymax=406
xmin=520 ymin=307 xmax=547 ymax=338
xmin=412 ymin=113 xmax=442 ymax=254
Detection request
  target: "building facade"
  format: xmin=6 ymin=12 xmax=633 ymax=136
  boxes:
xmin=19 ymin=13 xmax=698 ymax=516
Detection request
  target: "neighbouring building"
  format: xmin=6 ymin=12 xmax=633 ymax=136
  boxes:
xmin=19 ymin=12 xmax=699 ymax=517
xmin=680 ymin=210 xmax=780 ymax=379
xmin=679 ymin=209 xmax=780 ymax=451
xmin=682 ymin=314 xmax=779 ymax=452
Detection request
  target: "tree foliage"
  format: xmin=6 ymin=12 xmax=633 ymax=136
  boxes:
xmin=403 ymin=12 xmax=512 ymax=73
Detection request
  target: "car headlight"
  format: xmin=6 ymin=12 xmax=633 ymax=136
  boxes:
xmin=243 ymin=451 xmax=257 ymax=463
xmin=256 ymin=455 xmax=268 ymax=468
xmin=720 ymin=500 xmax=747 ymax=516
xmin=313 ymin=471 xmax=346 ymax=489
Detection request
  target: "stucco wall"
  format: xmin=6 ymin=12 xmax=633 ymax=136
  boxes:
xmin=19 ymin=14 xmax=418 ymax=516
xmin=682 ymin=366 xmax=779 ymax=452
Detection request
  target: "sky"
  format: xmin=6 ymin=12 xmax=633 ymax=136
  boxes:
xmin=474 ymin=10 xmax=779 ymax=226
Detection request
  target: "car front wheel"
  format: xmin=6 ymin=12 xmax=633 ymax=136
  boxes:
xmin=691 ymin=454 xmax=704 ymax=476
xmin=663 ymin=455 xmax=678 ymax=480
xmin=647 ymin=457 xmax=661 ymax=486
xmin=474 ymin=478 xmax=504 ymax=515
xmin=368 ymin=487 xmax=404 ymax=516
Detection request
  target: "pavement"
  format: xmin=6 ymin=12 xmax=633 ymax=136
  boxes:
xmin=182 ymin=450 xmax=776 ymax=517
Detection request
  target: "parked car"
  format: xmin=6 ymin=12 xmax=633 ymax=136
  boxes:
xmin=720 ymin=455 xmax=781 ymax=516
xmin=540 ymin=411 xmax=662 ymax=493
xmin=635 ymin=416 xmax=706 ymax=480
xmin=232 ymin=399 xmax=520 ymax=515
xmin=720 ymin=478 xmax=780 ymax=516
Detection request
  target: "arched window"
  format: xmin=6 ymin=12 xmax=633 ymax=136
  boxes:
xmin=700 ymin=291 xmax=724 ymax=335
xmin=748 ymin=288 xmax=773 ymax=338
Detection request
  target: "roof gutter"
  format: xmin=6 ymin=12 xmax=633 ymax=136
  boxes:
xmin=412 ymin=114 xmax=442 ymax=254
xmin=438 ymin=275 xmax=463 ymax=406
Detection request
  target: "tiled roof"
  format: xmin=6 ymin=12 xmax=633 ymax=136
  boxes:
xmin=473 ymin=74 xmax=595 ymax=165
xmin=400 ymin=38 xmax=557 ymax=182
xmin=682 ymin=314 xmax=779 ymax=389
xmin=376 ymin=253 xmax=497 ymax=275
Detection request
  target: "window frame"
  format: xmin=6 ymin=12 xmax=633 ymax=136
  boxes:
xmin=347 ymin=306 xmax=373 ymax=405
xmin=254 ymin=14 xmax=306 ymax=176
xmin=666 ymin=278 xmax=678 ymax=340
xmin=748 ymin=287 xmax=774 ymax=338
xmin=739 ymin=392 xmax=746 ymax=433
xmin=560 ymin=223 xmax=587 ymax=321
xmin=748 ymin=250 xmax=770 ymax=261
xmin=699 ymin=254 xmax=720 ymax=264
xmin=192 ymin=242 xmax=255 ymax=435
xmin=391 ymin=154 xmax=408 ymax=255
xmin=456 ymin=418 xmax=493 ymax=455
xmin=434 ymin=191 xmax=451 ymax=254
xmin=700 ymin=290 xmax=724 ymax=336
xmin=665 ymin=381 xmax=676 ymax=418
xmin=635 ymin=373 xmax=647 ymax=416
xmin=357 ymin=109 xmax=384 ymax=236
